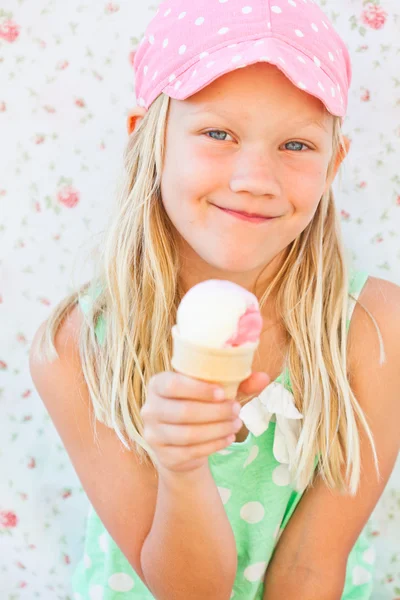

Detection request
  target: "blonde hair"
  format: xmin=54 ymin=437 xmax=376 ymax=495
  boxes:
xmin=33 ymin=92 xmax=384 ymax=495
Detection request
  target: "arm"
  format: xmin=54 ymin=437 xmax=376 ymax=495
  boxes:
xmin=29 ymin=309 xmax=237 ymax=600
xmin=141 ymin=464 xmax=238 ymax=600
xmin=263 ymin=276 xmax=400 ymax=599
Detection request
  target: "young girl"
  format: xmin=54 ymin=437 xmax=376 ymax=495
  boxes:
xmin=29 ymin=0 xmax=400 ymax=599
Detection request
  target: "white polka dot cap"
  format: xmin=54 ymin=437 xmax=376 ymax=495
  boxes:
xmin=133 ymin=0 xmax=352 ymax=123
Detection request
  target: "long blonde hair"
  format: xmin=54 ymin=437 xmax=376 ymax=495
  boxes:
xmin=33 ymin=92 xmax=384 ymax=495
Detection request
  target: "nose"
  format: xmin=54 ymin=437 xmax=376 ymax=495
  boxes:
xmin=229 ymin=149 xmax=281 ymax=197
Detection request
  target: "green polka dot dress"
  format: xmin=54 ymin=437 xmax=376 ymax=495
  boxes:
xmin=71 ymin=269 xmax=377 ymax=599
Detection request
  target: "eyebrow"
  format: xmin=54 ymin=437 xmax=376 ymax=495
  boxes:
xmin=188 ymin=106 xmax=329 ymax=132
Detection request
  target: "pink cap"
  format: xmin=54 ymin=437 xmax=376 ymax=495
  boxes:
xmin=133 ymin=0 xmax=352 ymax=123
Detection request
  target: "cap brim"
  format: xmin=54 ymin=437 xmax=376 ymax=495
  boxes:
xmin=161 ymin=36 xmax=346 ymax=119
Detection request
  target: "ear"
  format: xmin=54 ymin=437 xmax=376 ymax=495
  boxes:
xmin=324 ymin=134 xmax=351 ymax=193
xmin=126 ymin=106 xmax=147 ymax=135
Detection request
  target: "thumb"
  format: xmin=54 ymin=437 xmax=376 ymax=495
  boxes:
xmin=237 ymin=371 xmax=270 ymax=400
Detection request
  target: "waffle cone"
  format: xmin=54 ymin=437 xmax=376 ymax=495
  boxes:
xmin=171 ymin=325 xmax=259 ymax=399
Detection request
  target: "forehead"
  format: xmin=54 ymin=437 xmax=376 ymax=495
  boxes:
xmin=184 ymin=102 xmax=331 ymax=132
xmin=170 ymin=63 xmax=333 ymax=132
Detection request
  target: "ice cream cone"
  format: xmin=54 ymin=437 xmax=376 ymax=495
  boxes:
xmin=171 ymin=325 xmax=259 ymax=399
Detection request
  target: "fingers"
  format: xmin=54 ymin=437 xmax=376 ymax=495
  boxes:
xmin=158 ymin=436 xmax=237 ymax=472
xmin=237 ymin=372 xmax=270 ymax=398
xmin=141 ymin=370 xmax=263 ymax=473
xmin=153 ymin=396 xmax=240 ymax=425
xmin=151 ymin=371 xmax=225 ymax=403
xmin=147 ymin=418 xmax=243 ymax=447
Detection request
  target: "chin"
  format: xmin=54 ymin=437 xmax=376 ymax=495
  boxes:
xmin=201 ymin=251 xmax=265 ymax=275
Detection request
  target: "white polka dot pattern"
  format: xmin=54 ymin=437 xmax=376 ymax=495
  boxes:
xmin=240 ymin=501 xmax=265 ymax=524
xmin=362 ymin=546 xmax=376 ymax=565
xmin=217 ymin=486 xmax=232 ymax=504
xmin=243 ymin=561 xmax=268 ymax=583
xmin=98 ymin=532 xmax=108 ymax=552
xmin=243 ymin=443 xmax=259 ymax=467
xmin=83 ymin=553 xmax=92 ymax=569
xmin=352 ymin=565 xmax=373 ymax=586
xmin=108 ymin=572 xmax=135 ymax=591
xmin=133 ymin=0 xmax=352 ymax=120
xmin=272 ymin=463 xmax=291 ymax=486
xmin=89 ymin=585 xmax=104 ymax=600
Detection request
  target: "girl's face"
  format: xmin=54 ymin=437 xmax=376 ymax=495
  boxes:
xmin=160 ymin=62 xmax=339 ymax=291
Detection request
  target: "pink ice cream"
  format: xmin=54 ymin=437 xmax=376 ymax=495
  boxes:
xmin=225 ymin=304 xmax=263 ymax=346
xmin=176 ymin=280 xmax=263 ymax=348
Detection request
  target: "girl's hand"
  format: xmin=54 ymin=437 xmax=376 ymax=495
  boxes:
xmin=141 ymin=371 xmax=270 ymax=474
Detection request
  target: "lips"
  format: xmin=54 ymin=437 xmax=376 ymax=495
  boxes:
xmin=213 ymin=204 xmax=276 ymax=224
xmin=213 ymin=204 xmax=274 ymax=219
xmin=232 ymin=210 xmax=267 ymax=218
xmin=212 ymin=203 xmax=277 ymax=223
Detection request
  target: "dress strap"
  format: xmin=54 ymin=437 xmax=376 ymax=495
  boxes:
xmin=78 ymin=283 xmax=106 ymax=346
xmin=347 ymin=269 xmax=370 ymax=331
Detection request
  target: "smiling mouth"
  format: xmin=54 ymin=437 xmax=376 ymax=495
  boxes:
xmin=213 ymin=204 xmax=276 ymax=224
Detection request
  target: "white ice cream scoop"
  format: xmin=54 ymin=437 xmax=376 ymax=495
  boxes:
xmin=176 ymin=279 xmax=263 ymax=348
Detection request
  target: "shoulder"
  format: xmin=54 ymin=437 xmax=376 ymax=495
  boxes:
xmin=30 ymin=303 xmax=82 ymax=368
xmin=347 ymin=273 xmax=400 ymax=483
xmin=355 ymin=273 xmax=400 ymax=312
xmin=348 ymin=274 xmax=400 ymax=380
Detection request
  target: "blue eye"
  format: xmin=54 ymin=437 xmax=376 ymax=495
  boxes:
xmin=204 ymin=130 xmax=232 ymax=142
xmin=285 ymin=141 xmax=311 ymax=152
xmin=204 ymin=130 xmax=311 ymax=151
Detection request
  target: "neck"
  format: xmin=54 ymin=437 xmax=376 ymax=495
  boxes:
xmin=177 ymin=246 xmax=290 ymax=322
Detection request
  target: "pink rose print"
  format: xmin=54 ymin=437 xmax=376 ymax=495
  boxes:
xmin=105 ymin=3 xmax=120 ymax=14
xmin=27 ymin=458 xmax=36 ymax=469
xmin=361 ymin=89 xmax=370 ymax=102
xmin=0 ymin=510 xmax=18 ymax=528
xmin=57 ymin=185 xmax=80 ymax=208
xmin=129 ymin=50 xmax=137 ymax=67
xmin=361 ymin=4 xmax=388 ymax=30
xmin=0 ymin=19 xmax=21 ymax=43
xmin=56 ymin=60 xmax=69 ymax=70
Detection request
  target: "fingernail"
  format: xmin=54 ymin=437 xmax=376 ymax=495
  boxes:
xmin=214 ymin=388 xmax=225 ymax=401
xmin=232 ymin=403 xmax=241 ymax=416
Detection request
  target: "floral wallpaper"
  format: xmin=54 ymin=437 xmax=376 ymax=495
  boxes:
xmin=1 ymin=0 xmax=399 ymax=598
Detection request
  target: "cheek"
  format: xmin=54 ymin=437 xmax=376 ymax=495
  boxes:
xmin=286 ymin=163 xmax=327 ymax=211
xmin=161 ymin=146 xmax=223 ymax=219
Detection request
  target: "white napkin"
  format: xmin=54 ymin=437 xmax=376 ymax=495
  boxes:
xmin=239 ymin=382 xmax=304 ymax=468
